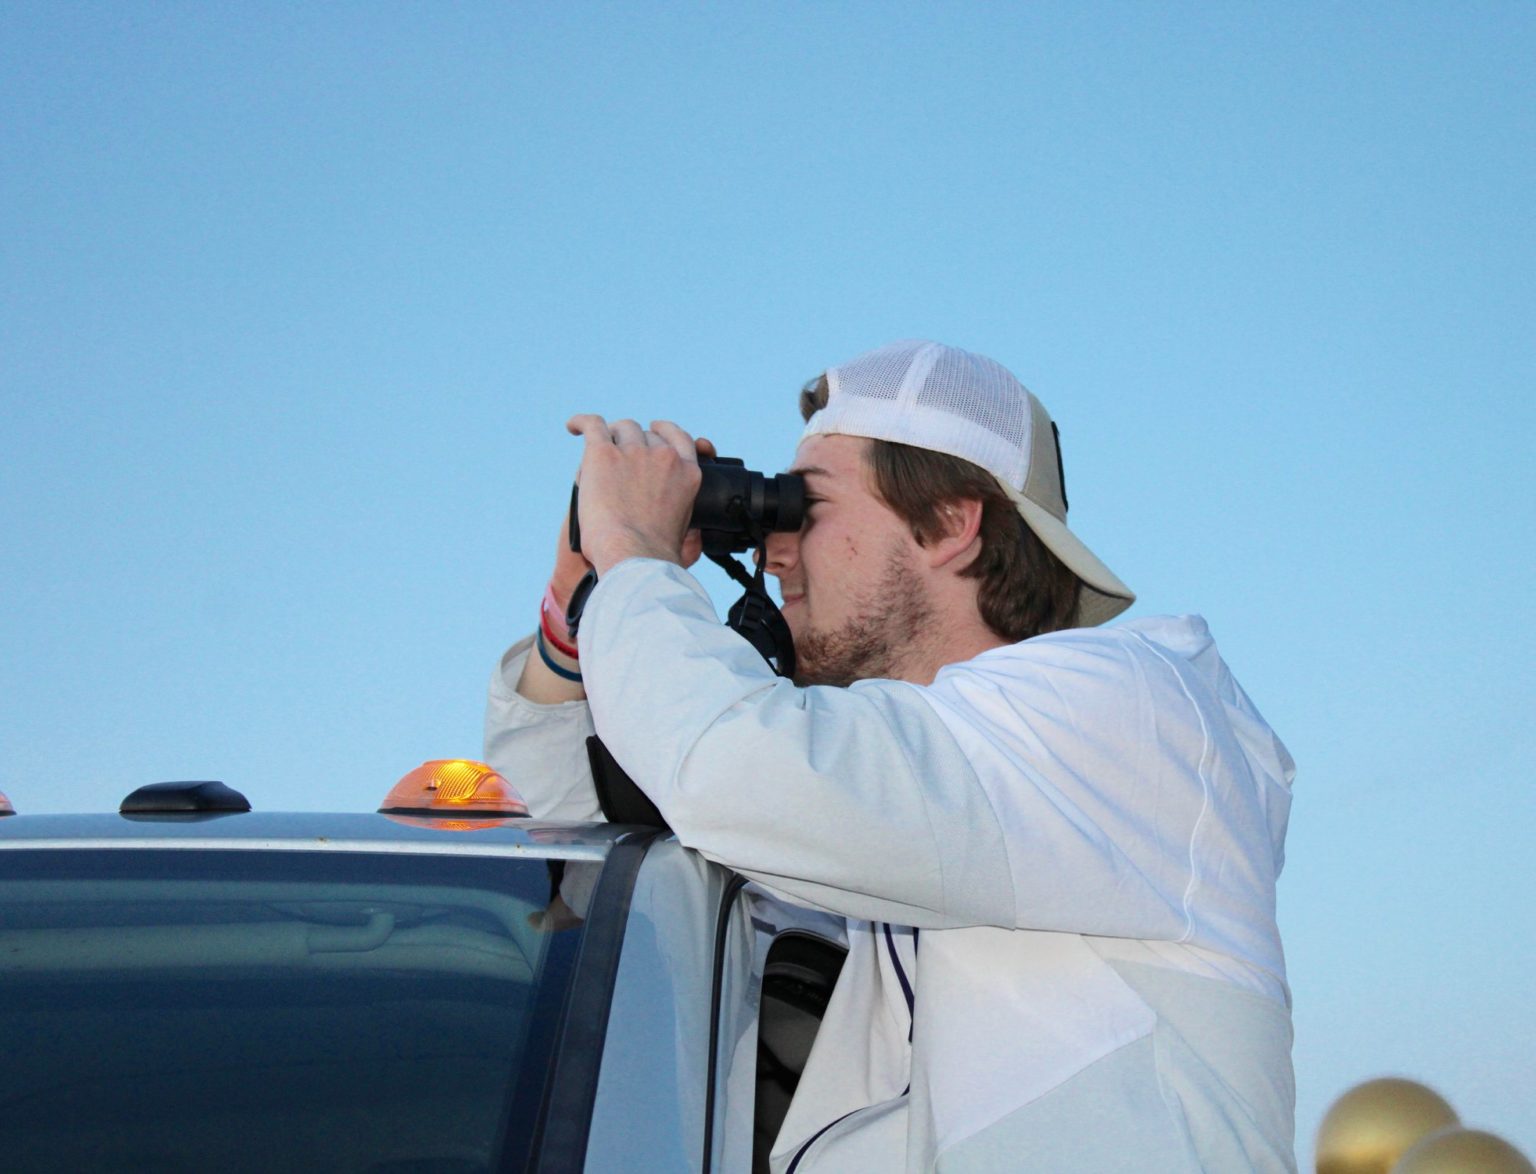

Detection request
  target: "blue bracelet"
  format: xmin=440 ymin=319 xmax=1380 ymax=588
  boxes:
xmin=536 ymin=628 xmax=583 ymax=682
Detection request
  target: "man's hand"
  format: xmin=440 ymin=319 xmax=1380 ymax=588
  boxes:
xmin=567 ymin=415 xmax=706 ymax=575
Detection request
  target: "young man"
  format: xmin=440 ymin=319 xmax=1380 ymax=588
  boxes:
xmin=486 ymin=340 xmax=1297 ymax=1171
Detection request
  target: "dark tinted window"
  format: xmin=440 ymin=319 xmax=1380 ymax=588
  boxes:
xmin=0 ymin=849 xmax=591 ymax=1173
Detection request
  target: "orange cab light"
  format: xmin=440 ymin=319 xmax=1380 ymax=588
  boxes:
xmin=378 ymin=760 xmax=529 ymax=819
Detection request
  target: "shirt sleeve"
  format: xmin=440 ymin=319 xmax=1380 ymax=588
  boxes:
xmin=578 ymin=560 xmax=1017 ymax=929
xmin=483 ymin=635 xmax=603 ymax=822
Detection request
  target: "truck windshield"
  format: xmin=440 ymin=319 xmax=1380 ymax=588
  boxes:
xmin=0 ymin=848 xmax=594 ymax=1173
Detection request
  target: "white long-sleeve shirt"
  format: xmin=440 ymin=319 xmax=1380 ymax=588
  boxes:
xmin=486 ymin=558 xmax=1297 ymax=1172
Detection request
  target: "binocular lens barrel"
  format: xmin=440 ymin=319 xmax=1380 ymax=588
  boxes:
xmin=568 ymin=458 xmax=804 ymax=556
xmin=690 ymin=463 xmax=805 ymax=538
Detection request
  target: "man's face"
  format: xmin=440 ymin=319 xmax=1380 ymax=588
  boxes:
xmin=764 ymin=434 xmax=934 ymax=687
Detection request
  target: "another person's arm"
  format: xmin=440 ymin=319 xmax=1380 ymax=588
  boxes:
xmin=483 ymin=509 xmax=603 ymax=820
xmin=485 ymin=634 xmax=603 ymax=821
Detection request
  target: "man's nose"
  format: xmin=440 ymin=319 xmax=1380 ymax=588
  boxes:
xmin=763 ymin=529 xmax=798 ymax=577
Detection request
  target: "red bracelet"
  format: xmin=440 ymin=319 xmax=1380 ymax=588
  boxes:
xmin=540 ymin=583 xmax=580 ymax=659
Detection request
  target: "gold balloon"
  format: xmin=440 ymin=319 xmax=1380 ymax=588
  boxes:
xmin=1392 ymin=1126 xmax=1535 ymax=1174
xmin=1316 ymin=1078 xmax=1460 ymax=1174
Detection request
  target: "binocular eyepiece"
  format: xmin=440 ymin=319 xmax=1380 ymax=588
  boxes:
xmin=569 ymin=457 xmax=805 ymax=557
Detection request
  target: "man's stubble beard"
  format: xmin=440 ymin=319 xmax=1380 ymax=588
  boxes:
xmin=791 ymin=545 xmax=936 ymax=688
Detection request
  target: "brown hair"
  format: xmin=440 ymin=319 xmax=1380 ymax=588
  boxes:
xmin=800 ymin=376 xmax=1081 ymax=641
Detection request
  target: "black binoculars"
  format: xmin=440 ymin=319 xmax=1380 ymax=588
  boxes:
xmin=569 ymin=457 xmax=805 ymax=557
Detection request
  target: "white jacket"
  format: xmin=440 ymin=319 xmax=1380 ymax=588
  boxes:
xmin=486 ymin=559 xmax=1297 ymax=1172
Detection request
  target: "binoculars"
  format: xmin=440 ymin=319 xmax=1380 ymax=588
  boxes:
xmin=569 ymin=457 xmax=805 ymax=557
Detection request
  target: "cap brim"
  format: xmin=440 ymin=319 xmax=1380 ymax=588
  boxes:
xmin=1010 ymin=492 xmax=1135 ymax=627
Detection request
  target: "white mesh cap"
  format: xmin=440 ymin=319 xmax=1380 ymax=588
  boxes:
xmin=801 ymin=340 xmax=1134 ymax=627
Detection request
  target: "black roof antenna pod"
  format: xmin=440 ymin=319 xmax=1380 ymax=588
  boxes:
xmin=120 ymin=780 xmax=252 ymax=816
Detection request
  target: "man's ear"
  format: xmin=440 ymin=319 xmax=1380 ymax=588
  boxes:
xmin=924 ymin=498 xmax=985 ymax=571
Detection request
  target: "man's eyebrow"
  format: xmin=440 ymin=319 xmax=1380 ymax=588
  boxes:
xmin=788 ymin=464 xmax=832 ymax=480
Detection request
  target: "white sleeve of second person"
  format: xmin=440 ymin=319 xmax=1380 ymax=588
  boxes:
xmin=579 ymin=559 xmax=1017 ymax=929
xmin=483 ymin=634 xmax=603 ymax=821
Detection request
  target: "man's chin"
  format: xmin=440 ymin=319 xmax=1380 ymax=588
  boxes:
xmin=790 ymin=669 xmax=839 ymax=688
xmin=789 ymin=649 xmax=858 ymax=690
xmin=787 ymin=640 xmax=825 ymax=688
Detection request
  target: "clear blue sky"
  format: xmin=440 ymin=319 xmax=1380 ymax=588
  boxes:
xmin=3 ymin=3 xmax=1532 ymax=1162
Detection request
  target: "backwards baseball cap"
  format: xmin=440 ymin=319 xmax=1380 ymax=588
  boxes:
xmin=801 ymin=339 xmax=1135 ymax=627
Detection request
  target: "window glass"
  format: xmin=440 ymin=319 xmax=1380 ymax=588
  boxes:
xmin=0 ymin=849 xmax=588 ymax=1173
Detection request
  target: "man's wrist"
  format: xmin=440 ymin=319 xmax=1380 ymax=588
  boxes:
xmin=589 ymin=534 xmax=685 ymax=577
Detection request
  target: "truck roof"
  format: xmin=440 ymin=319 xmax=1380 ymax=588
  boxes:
xmin=0 ymin=809 xmax=628 ymax=859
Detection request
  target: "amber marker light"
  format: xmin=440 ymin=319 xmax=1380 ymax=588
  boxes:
xmin=379 ymin=759 xmax=529 ymax=823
